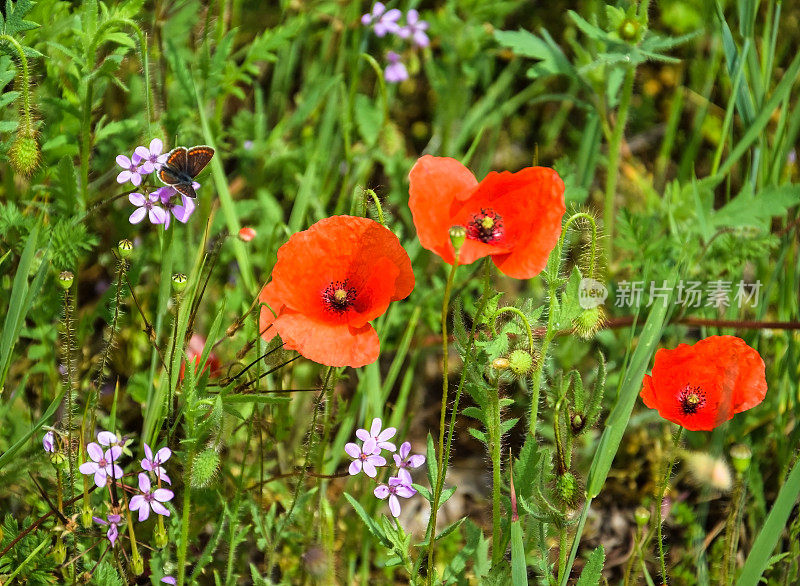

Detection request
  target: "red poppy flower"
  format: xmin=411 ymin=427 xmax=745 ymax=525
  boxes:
xmin=258 ymin=216 xmax=415 ymax=368
xmin=640 ymin=336 xmax=767 ymax=431
xmin=408 ymin=155 xmax=566 ymax=279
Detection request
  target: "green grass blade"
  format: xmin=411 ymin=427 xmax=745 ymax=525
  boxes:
xmin=735 ymin=457 xmax=800 ymax=586
xmin=510 ymin=518 xmax=528 ymax=586
xmin=0 ymin=389 xmax=65 ymax=471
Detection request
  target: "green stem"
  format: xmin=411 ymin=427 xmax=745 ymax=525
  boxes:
xmin=62 ymin=287 xmax=77 ymax=503
xmin=489 ymin=378 xmax=503 ymax=565
xmin=490 ymin=306 xmax=534 ymax=351
xmin=721 ymin=471 xmax=747 ymax=585
xmin=363 ymin=189 xmax=386 ymax=226
xmin=528 ymin=279 xmax=557 ymax=437
xmin=426 ymin=259 xmax=459 ymax=585
xmin=603 ymin=65 xmax=635 ymax=260
xmin=655 ymin=427 xmax=684 ymax=584
xmin=176 ymin=451 xmax=194 ymax=586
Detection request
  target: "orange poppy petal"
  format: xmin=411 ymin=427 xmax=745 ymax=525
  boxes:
xmin=347 ymin=257 xmax=400 ymax=328
xmin=409 ymin=155 xmax=479 ymax=265
xmin=349 ymin=219 xmax=415 ymax=301
xmin=274 ymin=312 xmax=380 ymax=368
xmin=486 ymin=168 xmax=565 ymax=279
xmin=258 ymin=282 xmax=284 ymax=342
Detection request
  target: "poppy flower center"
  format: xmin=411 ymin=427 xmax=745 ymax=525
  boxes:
xmin=322 ymin=280 xmax=357 ymax=313
xmin=678 ymin=385 xmax=706 ymax=415
xmin=466 ymin=208 xmax=504 ymax=244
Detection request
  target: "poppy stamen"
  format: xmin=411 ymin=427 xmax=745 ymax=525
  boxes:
xmin=678 ymin=385 xmax=706 ymax=416
xmin=322 ymin=280 xmax=357 ymax=313
xmin=466 ymin=208 xmax=504 ymax=244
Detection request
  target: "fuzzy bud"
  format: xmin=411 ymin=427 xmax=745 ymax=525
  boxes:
xmin=58 ymin=271 xmax=74 ymax=290
xmin=449 ymin=225 xmax=466 ymax=255
xmin=508 ymin=349 xmax=534 ymax=376
xmin=634 ymin=506 xmax=650 ymax=526
xmin=573 ymin=306 xmax=606 ymax=340
xmin=730 ymin=444 xmax=752 ymax=475
xmin=570 ymin=413 xmax=585 ymax=434
xmin=118 ymin=239 xmax=134 ymax=259
xmin=9 ymin=132 xmax=40 ymax=176
xmin=191 ymin=448 xmax=220 ymax=488
xmin=171 ymin=273 xmax=188 ymax=293
xmin=556 ymin=471 xmax=579 ymax=507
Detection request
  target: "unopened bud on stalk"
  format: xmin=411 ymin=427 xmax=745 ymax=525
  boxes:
xmin=81 ymin=505 xmax=93 ymax=529
xmin=171 ymin=273 xmax=188 ymax=293
xmin=449 ymin=225 xmax=466 ymax=255
xmin=58 ymin=271 xmax=74 ymax=290
xmin=634 ymin=506 xmax=650 ymax=526
xmin=118 ymin=239 xmax=134 ymax=259
xmin=730 ymin=444 xmax=752 ymax=475
xmin=556 ymin=471 xmax=579 ymax=507
xmin=618 ymin=18 xmax=641 ymax=42
xmin=153 ymin=524 xmax=168 ymax=548
xmin=508 ymin=349 xmax=534 ymax=376
xmin=9 ymin=131 xmax=40 ymax=176
xmin=492 ymin=358 xmax=510 ymax=371
xmin=573 ymin=305 xmax=606 ymax=339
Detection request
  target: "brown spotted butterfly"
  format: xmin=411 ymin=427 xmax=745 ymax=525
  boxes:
xmin=158 ymin=145 xmax=215 ymax=198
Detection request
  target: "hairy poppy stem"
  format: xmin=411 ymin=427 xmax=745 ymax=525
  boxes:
xmin=427 ymin=258 xmax=460 ymax=584
xmin=488 ymin=378 xmax=503 ymax=565
xmin=655 ymin=426 xmax=683 ymax=584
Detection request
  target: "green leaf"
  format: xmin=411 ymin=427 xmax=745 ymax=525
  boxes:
xmin=713 ymin=184 xmax=800 ymax=229
xmin=343 ymin=493 xmax=391 ymax=547
xmin=426 ymin=432 xmax=437 ymax=489
xmin=576 ymin=545 xmax=605 ymax=586
xmin=511 ymin=519 xmax=528 ymax=586
xmin=0 ymin=0 xmax=39 ymax=36
xmin=494 ymin=29 xmax=574 ymax=77
xmin=586 ymin=268 xmax=679 ymax=498
xmin=736 ymin=458 xmax=800 ymax=586
xmin=0 ymin=388 xmax=65 ymax=471
xmin=354 ymin=93 xmax=383 ymax=146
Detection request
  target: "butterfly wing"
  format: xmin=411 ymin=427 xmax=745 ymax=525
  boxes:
xmin=186 ymin=146 xmax=215 ymax=177
xmin=158 ymin=166 xmax=185 ymax=186
xmin=170 ymin=181 xmax=198 ymax=199
xmin=165 ymin=147 xmax=188 ymax=173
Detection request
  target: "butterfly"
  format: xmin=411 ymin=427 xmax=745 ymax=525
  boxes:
xmin=158 ymin=145 xmax=215 ymax=198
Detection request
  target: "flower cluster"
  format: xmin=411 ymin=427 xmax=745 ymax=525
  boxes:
xmin=116 ymin=138 xmax=198 ymax=230
xmin=68 ymin=429 xmax=175 ymax=547
xmin=345 ymin=418 xmax=425 ymax=518
xmin=361 ymin=3 xmax=429 ymax=83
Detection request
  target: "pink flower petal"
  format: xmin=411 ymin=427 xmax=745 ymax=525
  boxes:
xmin=134 ymin=146 xmax=150 ymax=160
xmin=129 ymin=495 xmax=143 ymax=511
xmin=117 ymin=170 xmax=132 ymax=184
xmin=348 ymin=460 xmax=362 ymax=475
xmin=97 ymin=431 xmax=116 ymax=446
xmin=153 ymin=488 xmax=174 ymax=502
xmin=362 ymin=460 xmax=377 ymax=478
xmin=86 ymin=443 xmax=103 ymax=462
xmin=150 ymin=138 xmax=163 ymax=154
xmin=116 ymin=155 xmax=131 ymax=168
xmin=150 ymin=501 xmax=170 ymax=517
xmin=129 ymin=207 xmax=147 ymax=224
xmin=155 ymin=447 xmax=171 ymax=463
xmin=93 ymin=470 xmax=107 ymax=488
xmin=374 ymin=484 xmax=389 ymax=499
xmin=388 ymin=495 xmax=401 ymax=517
xmin=130 ymin=173 xmax=142 ymax=187
xmin=79 ymin=462 xmax=98 ymax=475
xmin=369 ymin=418 xmax=382 ymax=437
xmin=344 ymin=443 xmax=361 ymax=459
xmin=138 ymin=472 xmax=151 ymax=493
xmin=355 ymin=429 xmax=370 ymax=442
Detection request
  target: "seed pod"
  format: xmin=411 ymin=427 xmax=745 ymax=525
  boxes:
xmin=508 ymin=349 xmax=534 ymax=376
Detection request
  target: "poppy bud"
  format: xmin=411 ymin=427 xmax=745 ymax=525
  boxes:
xmin=570 ymin=413 xmax=585 ymax=434
xmin=556 ymin=471 xmax=579 ymax=507
xmin=58 ymin=271 xmax=74 ymax=290
xmin=239 ymin=226 xmax=256 ymax=242
xmin=449 ymin=225 xmax=466 ymax=255
xmin=492 ymin=357 xmax=510 ymax=370
xmin=191 ymin=448 xmax=220 ymax=488
xmin=573 ymin=306 xmax=606 ymax=340
xmin=171 ymin=273 xmax=188 ymax=293
xmin=730 ymin=444 xmax=752 ymax=475
xmin=9 ymin=131 xmax=40 ymax=176
xmin=508 ymin=349 xmax=534 ymax=376
xmin=118 ymin=239 xmax=134 ymax=259
xmin=634 ymin=506 xmax=650 ymax=526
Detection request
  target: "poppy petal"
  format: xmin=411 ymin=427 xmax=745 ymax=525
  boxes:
xmin=273 ymin=312 xmax=380 ymax=368
xmin=409 ymin=155 xmax=479 ymax=265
